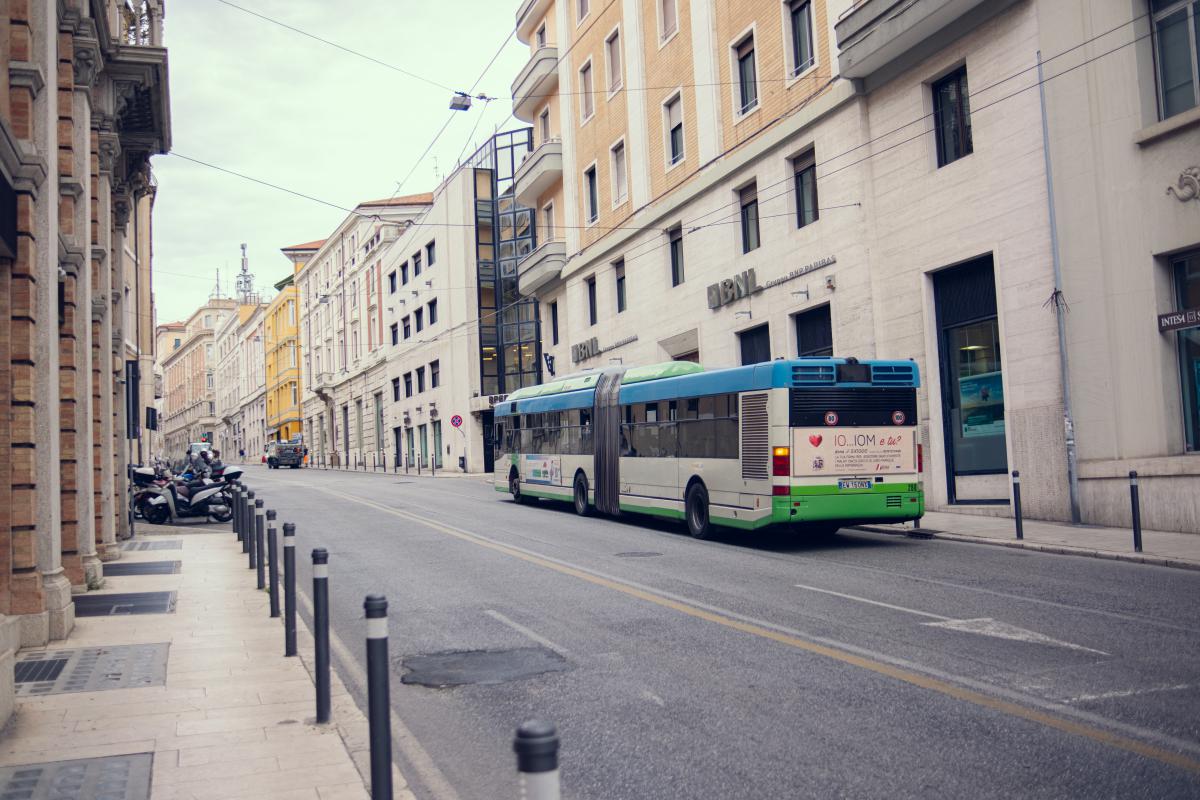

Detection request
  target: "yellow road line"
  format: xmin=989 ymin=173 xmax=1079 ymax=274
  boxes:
xmin=312 ymin=484 xmax=1200 ymax=775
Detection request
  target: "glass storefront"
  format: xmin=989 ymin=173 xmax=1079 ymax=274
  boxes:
xmin=1174 ymin=251 xmax=1200 ymax=450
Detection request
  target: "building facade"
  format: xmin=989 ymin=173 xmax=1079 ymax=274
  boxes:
xmin=0 ymin=0 xmax=170 ymax=723
xmin=160 ymin=299 xmax=235 ymax=457
xmin=266 ymin=241 xmax=320 ymax=443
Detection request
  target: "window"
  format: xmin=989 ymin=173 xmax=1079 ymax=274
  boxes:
xmin=536 ymin=22 xmax=547 ymax=47
xmin=665 ymin=95 xmax=684 ymax=165
xmin=426 ymin=241 xmax=435 ymax=266
xmin=584 ymin=166 xmax=599 ymax=223
xmin=416 ymin=366 xmax=426 ymax=393
xmin=793 ymin=149 xmax=818 ymax=228
xmin=550 ymin=301 xmax=560 ymax=345
xmin=1172 ymin=250 xmax=1200 ymax=450
xmin=428 ymin=298 xmax=438 ymax=325
xmin=1153 ymin=0 xmax=1200 ymax=118
xmin=430 ymin=359 xmax=440 ymax=389
xmin=668 ymin=225 xmax=684 ymax=286
xmin=404 ymin=372 xmax=413 ymax=398
xmin=795 ymin=305 xmax=833 ymax=357
xmin=415 ymin=308 xmax=424 ymax=332
xmin=740 ymin=182 xmax=760 ymax=253
xmin=606 ymin=29 xmax=623 ymax=94
xmin=739 ymin=323 xmax=771 ymax=365
xmin=614 ymin=260 xmax=626 ymax=313
xmin=580 ymin=61 xmax=595 ymax=120
xmin=539 ymin=108 xmax=551 ymax=142
xmin=661 ymin=0 xmax=677 ymax=40
xmin=413 ymin=252 xmax=422 ymax=276
xmin=735 ymin=35 xmax=758 ymax=114
xmin=403 ymin=316 xmax=411 ymax=339
xmin=586 ymin=276 xmax=598 ymax=326
xmin=788 ymin=0 xmax=814 ymax=77
xmin=577 ymin=0 xmax=589 ymax=22
xmin=933 ymin=66 xmax=973 ymax=167
xmin=610 ymin=140 xmax=627 ymax=205
xmin=543 ymin=201 xmax=556 ymax=240
xmin=388 ymin=271 xmax=397 ymax=293
xmin=390 ymin=323 xmax=399 ymax=346
xmin=351 ymin=281 xmax=358 ymax=307
xmin=392 ymin=377 xmax=401 ymax=402
xmin=401 ymin=262 xmax=409 ymax=285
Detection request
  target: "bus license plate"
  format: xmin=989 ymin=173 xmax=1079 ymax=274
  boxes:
xmin=838 ymin=479 xmax=872 ymax=490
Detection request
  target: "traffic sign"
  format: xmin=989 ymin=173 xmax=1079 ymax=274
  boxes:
xmin=450 ymin=415 xmax=463 ymax=428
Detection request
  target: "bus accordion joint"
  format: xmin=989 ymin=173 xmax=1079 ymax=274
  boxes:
xmin=772 ymin=446 xmax=790 ymax=477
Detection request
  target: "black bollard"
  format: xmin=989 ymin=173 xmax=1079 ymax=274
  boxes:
xmin=1012 ymin=471 xmax=1023 ymax=541
xmin=246 ymin=490 xmax=257 ymax=569
xmin=313 ymin=548 xmax=331 ymax=724
xmin=1130 ymin=471 xmax=1142 ymax=553
xmin=514 ymin=720 xmax=561 ymax=800
xmin=283 ymin=522 xmax=297 ymax=657
xmin=234 ymin=484 xmax=245 ymax=543
xmin=267 ymin=510 xmax=280 ymax=618
xmin=373 ymin=453 xmax=377 ymax=471
xmin=364 ymin=595 xmax=392 ymax=800
xmin=254 ymin=499 xmax=266 ymax=590
xmin=241 ymin=487 xmax=252 ymax=554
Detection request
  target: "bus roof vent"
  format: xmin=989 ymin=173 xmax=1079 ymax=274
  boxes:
xmin=870 ymin=364 xmax=916 ymax=386
xmin=791 ymin=364 xmax=835 ymax=386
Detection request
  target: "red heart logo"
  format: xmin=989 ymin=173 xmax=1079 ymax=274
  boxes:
xmin=808 ymin=435 xmax=823 ymax=447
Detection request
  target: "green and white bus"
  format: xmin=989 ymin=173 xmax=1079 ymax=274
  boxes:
xmin=493 ymin=358 xmax=924 ymax=538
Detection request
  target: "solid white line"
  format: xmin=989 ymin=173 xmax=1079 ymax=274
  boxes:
xmin=484 ymin=609 xmax=572 ymax=657
xmin=793 ymin=583 xmax=951 ymax=620
xmin=1068 ymin=684 xmax=1192 ymax=704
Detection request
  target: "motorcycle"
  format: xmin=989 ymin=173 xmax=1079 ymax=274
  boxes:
xmin=139 ymin=473 xmax=233 ymax=525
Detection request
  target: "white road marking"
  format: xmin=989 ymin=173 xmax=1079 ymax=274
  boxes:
xmin=1067 ymin=684 xmax=1192 ymax=704
xmin=922 ymin=618 xmax=1110 ymax=656
xmin=793 ymin=583 xmax=951 ymax=620
xmin=484 ymin=609 xmax=572 ymax=657
xmin=641 ymin=689 xmax=666 ymax=707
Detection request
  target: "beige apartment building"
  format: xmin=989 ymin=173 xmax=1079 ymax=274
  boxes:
xmin=214 ymin=300 xmax=269 ymax=461
xmin=160 ymin=299 xmax=236 ymax=457
xmin=509 ymin=0 xmax=1199 ymax=532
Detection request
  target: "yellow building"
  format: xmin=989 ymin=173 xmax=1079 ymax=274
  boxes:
xmin=266 ymin=240 xmax=324 ymax=441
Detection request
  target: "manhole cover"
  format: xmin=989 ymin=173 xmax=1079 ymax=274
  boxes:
xmin=122 ymin=540 xmax=181 ymax=551
xmin=0 ymin=753 xmax=152 ymax=799
xmin=615 ymin=551 xmax=663 ymax=558
xmin=73 ymin=592 xmax=176 ymax=617
xmin=102 ymin=561 xmax=181 ymax=576
xmin=15 ymin=644 xmax=168 ymax=696
xmin=401 ymin=647 xmax=570 ymax=688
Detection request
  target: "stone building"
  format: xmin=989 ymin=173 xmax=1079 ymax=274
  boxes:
xmin=266 ymin=240 xmax=320 ymax=443
xmin=160 ymin=298 xmax=234 ymax=456
xmin=0 ymin=0 xmax=170 ymax=724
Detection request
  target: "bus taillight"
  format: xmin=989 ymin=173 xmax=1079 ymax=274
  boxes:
xmin=917 ymin=444 xmax=924 ymax=473
xmin=772 ymin=446 xmax=790 ymax=477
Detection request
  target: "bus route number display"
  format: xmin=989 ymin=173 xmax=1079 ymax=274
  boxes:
xmin=793 ymin=427 xmax=916 ymax=476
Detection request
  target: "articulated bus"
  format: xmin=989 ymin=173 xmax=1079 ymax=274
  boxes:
xmin=493 ymin=358 xmax=924 ymax=539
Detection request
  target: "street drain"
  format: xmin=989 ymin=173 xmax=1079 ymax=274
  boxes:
xmin=0 ymin=753 xmax=152 ymax=800
xmin=615 ymin=551 xmax=663 ymax=558
xmin=103 ymin=561 xmax=181 ymax=576
xmin=122 ymin=540 xmax=181 ymax=551
xmin=401 ymin=647 xmax=570 ymax=688
xmin=73 ymin=592 xmax=176 ymax=617
xmin=15 ymin=644 xmax=169 ymax=696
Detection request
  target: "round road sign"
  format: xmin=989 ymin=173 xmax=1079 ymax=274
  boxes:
xmin=451 ymin=415 xmax=463 ymax=428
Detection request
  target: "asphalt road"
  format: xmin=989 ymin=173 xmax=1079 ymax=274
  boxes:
xmin=244 ymin=464 xmax=1200 ymax=799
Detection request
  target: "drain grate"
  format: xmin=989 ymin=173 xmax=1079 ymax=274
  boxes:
xmin=615 ymin=551 xmax=663 ymax=558
xmin=72 ymin=592 xmax=176 ymax=617
xmin=102 ymin=561 xmax=181 ymax=576
xmin=14 ymin=658 xmax=68 ymax=684
xmin=122 ymin=540 xmax=181 ymax=551
xmin=402 ymin=647 xmax=570 ymax=688
xmin=15 ymin=644 xmax=168 ymax=696
xmin=0 ymin=753 xmax=152 ymax=799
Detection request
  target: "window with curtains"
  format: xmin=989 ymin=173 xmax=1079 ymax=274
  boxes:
xmin=580 ymin=61 xmax=595 ymax=120
xmin=789 ymin=0 xmax=814 ymax=77
xmin=665 ymin=95 xmax=684 ymax=165
xmin=735 ymin=35 xmax=758 ymax=114
xmin=606 ymin=29 xmax=623 ymax=93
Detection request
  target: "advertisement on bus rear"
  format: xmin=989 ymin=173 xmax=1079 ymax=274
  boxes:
xmin=792 ymin=428 xmax=916 ymax=476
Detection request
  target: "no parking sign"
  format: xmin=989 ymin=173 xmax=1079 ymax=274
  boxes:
xmin=451 ymin=415 xmax=463 ymax=428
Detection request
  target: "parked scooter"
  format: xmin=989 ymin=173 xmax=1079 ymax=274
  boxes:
xmin=139 ymin=471 xmax=233 ymax=525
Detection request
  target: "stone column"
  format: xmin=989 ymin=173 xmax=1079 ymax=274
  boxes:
xmin=111 ymin=192 xmax=131 ymax=542
xmin=95 ymin=128 xmax=118 ymax=560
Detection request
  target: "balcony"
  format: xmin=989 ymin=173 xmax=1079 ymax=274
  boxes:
xmin=835 ymin=0 xmax=1019 ymax=81
xmin=517 ymin=239 xmax=567 ymax=296
xmin=513 ymin=138 xmax=562 ymax=206
xmin=515 ymin=0 xmax=553 ymax=44
xmin=512 ymin=46 xmax=559 ymax=123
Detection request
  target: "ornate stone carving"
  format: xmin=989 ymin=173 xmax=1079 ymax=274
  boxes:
xmin=1167 ymin=167 xmax=1200 ymax=203
xmin=73 ymin=45 xmax=98 ymax=88
xmin=97 ymin=136 xmax=120 ymax=174
xmin=113 ymin=196 xmax=132 ymax=228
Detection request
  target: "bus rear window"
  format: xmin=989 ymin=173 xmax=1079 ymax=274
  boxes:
xmin=836 ymin=362 xmax=870 ymax=383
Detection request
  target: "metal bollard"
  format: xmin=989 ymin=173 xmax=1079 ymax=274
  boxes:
xmin=1130 ymin=470 xmax=1142 ymax=553
xmin=283 ymin=523 xmax=297 ymax=657
xmin=514 ymin=720 xmax=560 ymax=800
xmin=254 ymin=499 xmax=266 ymax=590
xmin=232 ymin=484 xmax=242 ymax=541
xmin=313 ymin=548 xmax=331 ymax=724
xmin=241 ymin=487 xmax=252 ymax=554
xmin=373 ymin=453 xmax=377 ymax=471
xmin=1012 ymin=470 xmax=1023 ymax=541
xmin=246 ymin=490 xmax=257 ymax=569
xmin=267 ymin=510 xmax=280 ymax=618
xmin=236 ymin=484 xmax=246 ymax=543
xmin=364 ymin=595 xmax=392 ymax=800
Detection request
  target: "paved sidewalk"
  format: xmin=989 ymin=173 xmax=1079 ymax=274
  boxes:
xmin=0 ymin=523 xmax=413 ymax=800
xmin=858 ymin=510 xmax=1200 ymax=570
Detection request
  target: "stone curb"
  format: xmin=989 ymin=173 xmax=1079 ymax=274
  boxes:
xmin=853 ymin=525 xmax=1200 ymax=572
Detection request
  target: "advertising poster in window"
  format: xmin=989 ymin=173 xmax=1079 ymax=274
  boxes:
xmin=959 ymin=371 xmax=1004 ymax=438
xmin=792 ymin=428 xmax=916 ymax=476
xmin=524 ymin=455 xmax=561 ymax=485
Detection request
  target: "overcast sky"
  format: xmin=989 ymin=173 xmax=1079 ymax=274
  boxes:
xmin=151 ymin=0 xmax=528 ymax=325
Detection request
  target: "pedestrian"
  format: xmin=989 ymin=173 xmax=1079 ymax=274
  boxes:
xmin=239 ymin=448 xmax=245 ymax=461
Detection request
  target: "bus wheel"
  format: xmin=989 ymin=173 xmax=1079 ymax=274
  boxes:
xmin=510 ymin=471 xmax=532 ymax=505
xmin=573 ymin=473 xmax=591 ymax=516
xmin=685 ymin=482 xmax=715 ymax=540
